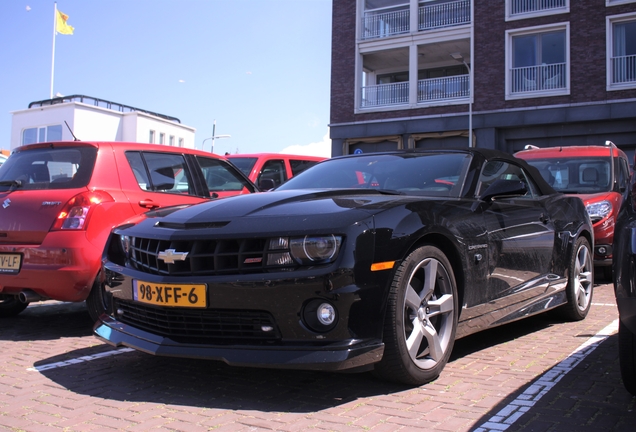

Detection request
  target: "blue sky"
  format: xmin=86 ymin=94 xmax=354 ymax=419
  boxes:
xmin=0 ymin=0 xmax=333 ymax=156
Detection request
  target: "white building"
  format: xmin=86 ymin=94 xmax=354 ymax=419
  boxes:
xmin=10 ymin=95 xmax=195 ymax=150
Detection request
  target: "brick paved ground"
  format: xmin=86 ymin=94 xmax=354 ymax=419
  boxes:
xmin=0 ymin=281 xmax=634 ymax=431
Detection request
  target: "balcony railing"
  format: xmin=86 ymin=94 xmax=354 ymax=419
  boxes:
xmin=361 ymin=0 xmax=470 ymax=40
xmin=361 ymin=82 xmax=409 ymax=108
xmin=418 ymin=75 xmax=469 ymax=102
xmin=611 ymin=54 xmax=636 ymax=85
xmin=510 ymin=63 xmax=566 ymax=94
xmin=510 ymin=0 xmax=566 ymax=16
xmin=419 ymin=0 xmax=471 ymax=31
xmin=360 ymin=75 xmax=469 ymax=108
xmin=362 ymin=6 xmax=409 ymax=40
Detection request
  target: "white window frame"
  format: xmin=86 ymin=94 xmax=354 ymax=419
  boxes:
xmin=169 ymin=135 xmax=175 ymax=146
xmin=505 ymin=22 xmax=570 ymax=100
xmin=21 ymin=124 xmax=63 ymax=145
xmin=149 ymin=130 xmax=155 ymax=144
xmin=607 ymin=12 xmax=636 ymax=91
xmin=159 ymin=132 xmax=165 ymax=145
xmin=178 ymin=138 xmax=184 ymax=148
xmin=505 ymin=0 xmax=569 ymax=22
xmin=606 ymin=0 xmax=636 ymax=7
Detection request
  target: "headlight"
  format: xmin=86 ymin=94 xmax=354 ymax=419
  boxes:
xmin=266 ymin=235 xmax=342 ymax=266
xmin=290 ymin=235 xmax=342 ymax=264
xmin=586 ymin=200 xmax=612 ymax=220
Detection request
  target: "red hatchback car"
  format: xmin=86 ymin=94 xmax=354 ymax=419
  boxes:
xmin=516 ymin=142 xmax=631 ymax=279
xmin=0 ymin=141 xmax=256 ymax=320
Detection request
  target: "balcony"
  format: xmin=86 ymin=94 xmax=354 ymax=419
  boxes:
xmin=510 ymin=63 xmax=566 ymax=94
xmin=509 ymin=0 xmax=567 ymax=17
xmin=360 ymin=74 xmax=469 ymax=108
xmin=611 ymin=54 xmax=636 ymax=86
xmin=361 ymin=82 xmax=409 ymax=108
xmin=362 ymin=0 xmax=470 ymax=40
xmin=418 ymin=75 xmax=469 ymax=102
xmin=418 ymin=0 xmax=471 ymax=31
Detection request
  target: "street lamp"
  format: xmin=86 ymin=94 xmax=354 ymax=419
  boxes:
xmin=450 ymin=52 xmax=473 ymax=148
xmin=201 ymin=120 xmax=231 ymax=153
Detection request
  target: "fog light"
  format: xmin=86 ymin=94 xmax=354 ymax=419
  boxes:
xmin=302 ymin=299 xmax=338 ymax=332
xmin=598 ymin=246 xmax=607 ymax=255
xmin=317 ymin=303 xmax=336 ymax=326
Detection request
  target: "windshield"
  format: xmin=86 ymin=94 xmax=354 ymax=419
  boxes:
xmin=0 ymin=146 xmax=96 ymax=191
xmin=524 ymin=157 xmax=612 ymax=194
xmin=227 ymin=157 xmax=257 ymax=176
xmin=276 ymin=152 xmax=472 ymax=197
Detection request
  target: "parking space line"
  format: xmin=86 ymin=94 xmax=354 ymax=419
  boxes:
xmin=473 ymin=319 xmax=619 ymax=432
xmin=27 ymin=348 xmax=135 ymax=372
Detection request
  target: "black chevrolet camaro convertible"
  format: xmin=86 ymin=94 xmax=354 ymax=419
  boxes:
xmin=94 ymin=148 xmax=594 ymax=385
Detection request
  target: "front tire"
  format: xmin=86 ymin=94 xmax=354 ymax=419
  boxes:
xmin=86 ymin=276 xmax=110 ymax=323
xmin=0 ymin=294 xmax=28 ymax=317
xmin=619 ymin=320 xmax=636 ymax=396
xmin=375 ymin=245 xmax=458 ymax=386
xmin=559 ymin=237 xmax=593 ymax=321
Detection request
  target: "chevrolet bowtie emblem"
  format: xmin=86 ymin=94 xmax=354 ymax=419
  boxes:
xmin=157 ymin=249 xmax=189 ymax=264
xmin=2 ymin=199 xmax=10 ymax=209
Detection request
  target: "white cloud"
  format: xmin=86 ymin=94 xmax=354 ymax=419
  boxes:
xmin=279 ymin=131 xmax=332 ymax=158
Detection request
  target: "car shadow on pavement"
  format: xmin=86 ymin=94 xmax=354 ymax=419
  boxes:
xmin=0 ymin=301 xmax=93 ymax=341
xmin=30 ymin=309 xmax=570 ymax=413
xmin=468 ymin=333 xmax=636 ymax=432
xmin=34 ymin=345 xmax=411 ymax=412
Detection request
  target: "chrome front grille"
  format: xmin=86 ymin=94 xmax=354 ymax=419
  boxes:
xmin=114 ymin=299 xmax=281 ymax=344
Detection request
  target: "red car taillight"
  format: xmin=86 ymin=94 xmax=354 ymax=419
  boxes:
xmin=51 ymin=190 xmax=114 ymax=231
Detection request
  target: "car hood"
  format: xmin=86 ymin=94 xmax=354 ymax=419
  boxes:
xmin=125 ymin=189 xmax=423 ymax=237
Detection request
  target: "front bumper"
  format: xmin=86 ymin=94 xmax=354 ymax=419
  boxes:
xmin=94 ymin=315 xmax=384 ymax=371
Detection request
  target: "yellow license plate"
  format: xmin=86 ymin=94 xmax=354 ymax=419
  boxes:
xmin=133 ymin=280 xmax=207 ymax=308
xmin=0 ymin=253 xmax=21 ymax=274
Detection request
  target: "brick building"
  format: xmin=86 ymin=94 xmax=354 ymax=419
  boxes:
xmin=329 ymin=0 xmax=636 ymax=158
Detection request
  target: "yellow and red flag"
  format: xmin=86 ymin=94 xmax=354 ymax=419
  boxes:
xmin=56 ymin=10 xmax=74 ymax=35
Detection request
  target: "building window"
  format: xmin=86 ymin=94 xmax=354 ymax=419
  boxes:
xmin=608 ymin=14 xmax=636 ymax=90
xmin=506 ymin=23 xmax=569 ymax=99
xmin=178 ymin=138 xmax=184 ymax=148
xmin=21 ymin=124 xmax=63 ymax=145
xmin=169 ymin=135 xmax=175 ymax=146
xmin=149 ymin=130 xmax=155 ymax=143
xmin=159 ymin=133 xmax=165 ymax=145
xmin=506 ymin=0 xmax=569 ymax=21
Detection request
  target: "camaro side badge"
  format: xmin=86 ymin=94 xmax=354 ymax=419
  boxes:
xmin=2 ymin=199 xmax=9 ymax=209
xmin=157 ymin=249 xmax=189 ymax=264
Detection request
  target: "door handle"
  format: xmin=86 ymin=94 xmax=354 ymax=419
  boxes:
xmin=139 ymin=199 xmax=160 ymax=209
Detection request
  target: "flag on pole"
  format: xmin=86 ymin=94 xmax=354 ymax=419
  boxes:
xmin=56 ymin=10 xmax=74 ymax=35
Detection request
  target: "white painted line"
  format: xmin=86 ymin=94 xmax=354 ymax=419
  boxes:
xmin=27 ymin=348 xmax=135 ymax=372
xmin=473 ymin=319 xmax=619 ymax=432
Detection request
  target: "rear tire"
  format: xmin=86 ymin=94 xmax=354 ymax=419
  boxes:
xmin=558 ymin=237 xmax=593 ymax=321
xmin=374 ymin=245 xmax=458 ymax=386
xmin=0 ymin=294 xmax=28 ymax=317
xmin=618 ymin=321 xmax=636 ymax=396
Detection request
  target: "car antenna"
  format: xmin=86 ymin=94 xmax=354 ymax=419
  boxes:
xmin=64 ymin=121 xmax=80 ymax=141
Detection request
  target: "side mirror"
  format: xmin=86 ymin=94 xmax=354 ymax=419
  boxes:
xmin=480 ymin=179 xmax=527 ymax=202
xmin=258 ymin=178 xmax=276 ymax=191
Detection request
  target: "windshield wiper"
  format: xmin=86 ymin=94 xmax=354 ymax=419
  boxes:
xmin=375 ymin=189 xmax=405 ymax=195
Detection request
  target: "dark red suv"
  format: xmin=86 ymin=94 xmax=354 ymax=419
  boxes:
xmin=516 ymin=142 xmax=631 ymax=279
xmin=0 ymin=141 xmax=256 ymax=320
